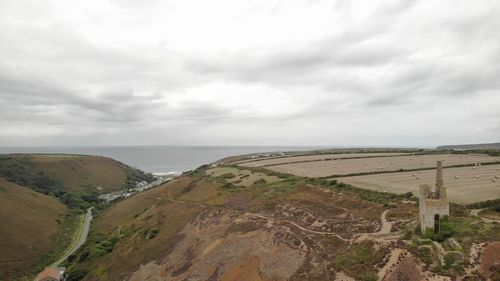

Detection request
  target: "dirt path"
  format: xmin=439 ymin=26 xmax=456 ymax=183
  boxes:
xmin=354 ymin=209 xmax=401 ymax=243
xmin=470 ymin=209 xmax=482 ymax=216
xmin=249 ymin=213 xmax=350 ymax=241
xmin=377 ymin=248 xmax=406 ymax=280
xmin=470 ymin=209 xmax=500 ymax=223
xmin=377 ymin=210 xmax=392 ymax=235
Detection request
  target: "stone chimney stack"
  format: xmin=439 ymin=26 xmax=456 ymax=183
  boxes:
xmin=435 ymin=160 xmax=443 ymax=197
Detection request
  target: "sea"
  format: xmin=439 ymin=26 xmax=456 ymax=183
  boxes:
xmin=0 ymin=146 xmax=323 ymax=174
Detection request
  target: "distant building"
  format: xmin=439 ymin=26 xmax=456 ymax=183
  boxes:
xmin=35 ymin=267 xmax=65 ymax=281
xmin=419 ymin=161 xmax=450 ymax=234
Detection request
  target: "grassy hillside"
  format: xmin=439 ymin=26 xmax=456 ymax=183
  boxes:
xmin=60 ymin=162 xmax=500 ymax=281
xmin=0 ymin=177 xmax=77 ymax=280
xmin=0 ymin=154 xmax=154 ymax=194
xmin=62 ymin=166 xmax=393 ymax=280
xmin=0 ymin=154 xmax=154 ymax=279
xmin=62 ymin=176 xmax=205 ymax=280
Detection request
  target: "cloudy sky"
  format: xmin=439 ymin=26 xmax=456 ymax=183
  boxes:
xmin=1 ymin=0 xmax=499 ymax=147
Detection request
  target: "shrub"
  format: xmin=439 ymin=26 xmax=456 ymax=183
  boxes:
xmin=493 ymin=203 xmax=500 ymax=212
xmin=253 ymin=178 xmax=267 ymax=185
xmin=145 ymin=228 xmax=160 ymax=240
xmin=222 ymin=182 xmax=237 ymax=189
xmin=78 ymin=249 xmax=90 ymax=262
xmin=417 ymin=246 xmax=433 ymax=265
xmin=423 ymin=216 xmax=455 ymax=242
xmin=332 ymin=240 xmax=386 ymax=280
xmin=66 ymin=269 xmax=88 ymax=281
xmin=363 ymin=272 xmax=378 ymax=281
xmin=219 ymin=173 xmax=236 ymax=179
xmin=444 ymin=251 xmax=463 ymax=268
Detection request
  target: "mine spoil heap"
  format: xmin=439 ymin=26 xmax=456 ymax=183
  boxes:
xmin=419 ymin=160 xmax=450 ymax=234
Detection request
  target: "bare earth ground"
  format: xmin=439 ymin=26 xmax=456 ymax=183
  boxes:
xmin=480 ymin=242 xmax=500 ymax=280
xmin=266 ymin=154 xmax=500 ymax=178
xmin=340 ymin=164 xmax=500 ymax=204
xmin=129 ymin=209 xmax=306 ymax=281
xmin=237 ymin=153 xmax=411 ymax=167
xmin=69 ymin=164 xmax=499 ymax=281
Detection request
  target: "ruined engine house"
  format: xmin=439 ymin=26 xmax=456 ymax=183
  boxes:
xmin=419 ymin=160 xmax=450 ymax=234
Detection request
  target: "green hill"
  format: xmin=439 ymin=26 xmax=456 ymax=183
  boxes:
xmin=0 ymin=154 xmax=154 ymax=194
xmin=0 ymin=177 xmax=76 ymax=280
xmin=0 ymin=154 xmax=154 ymax=280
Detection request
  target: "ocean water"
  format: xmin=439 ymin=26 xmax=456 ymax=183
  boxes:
xmin=0 ymin=146 xmax=322 ymax=173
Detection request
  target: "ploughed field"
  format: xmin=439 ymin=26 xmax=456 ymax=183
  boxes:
xmin=237 ymin=152 xmax=410 ymax=167
xmin=258 ymin=153 xmax=500 ymax=178
xmin=340 ymin=164 xmax=500 ymax=204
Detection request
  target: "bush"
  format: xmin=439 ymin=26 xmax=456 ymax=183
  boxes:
xmin=78 ymin=249 xmax=90 ymax=262
xmin=66 ymin=269 xmax=88 ymax=281
xmin=444 ymin=251 xmax=463 ymax=268
xmin=253 ymin=178 xmax=267 ymax=185
xmin=423 ymin=216 xmax=455 ymax=242
xmin=60 ymin=192 xmax=89 ymax=211
xmin=99 ymin=235 xmax=120 ymax=252
xmin=417 ymin=246 xmax=433 ymax=265
xmin=219 ymin=173 xmax=236 ymax=179
xmin=222 ymin=182 xmax=237 ymax=189
xmin=332 ymin=240 xmax=386 ymax=280
xmin=124 ymin=167 xmax=155 ymax=189
xmin=145 ymin=228 xmax=160 ymax=240
xmin=363 ymin=272 xmax=378 ymax=281
xmin=493 ymin=203 xmax=500 ymax=212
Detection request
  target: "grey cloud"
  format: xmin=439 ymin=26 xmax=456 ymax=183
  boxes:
xmin=185 ymin=40 xmax=407 ymax=86
xmin=1 ymin=0 xmax=500 ymax=146
xmin=373 ymin=0 xmax=417 ymax=16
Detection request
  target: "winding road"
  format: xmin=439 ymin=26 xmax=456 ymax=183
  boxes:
xmin=52 ymin=207 xmax=93 ymax=266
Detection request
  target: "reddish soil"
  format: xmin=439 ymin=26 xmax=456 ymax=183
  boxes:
xmin=384 ymin=254 xmax=425 ymax=281
xmin=480 ymin=242 xmax=500 ymax=280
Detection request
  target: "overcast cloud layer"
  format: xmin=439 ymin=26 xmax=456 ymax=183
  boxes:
xmin=1 ymin=0 xmax=499 ymax=147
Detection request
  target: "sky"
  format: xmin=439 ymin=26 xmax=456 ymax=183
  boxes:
xmin=1 ymin=0 xmax=499 ymax=147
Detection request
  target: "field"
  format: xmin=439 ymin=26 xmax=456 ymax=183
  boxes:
xmin=264 ymin=153 xmax=500 ymax=177
xmin=340 ymin=164 xmax=500 ymax=204
xmin=236 ymin=152 xmax=410 ymax=167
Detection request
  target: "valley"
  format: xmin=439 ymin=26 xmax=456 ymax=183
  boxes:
xmin=1 ymin=150 xmax=499 ymax=280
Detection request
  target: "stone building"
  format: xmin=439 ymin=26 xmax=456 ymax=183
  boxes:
xmin=419 ymin=161 xmax=450 ymax=234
